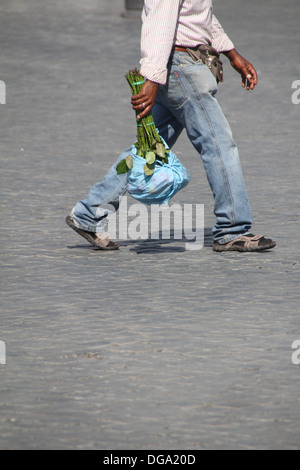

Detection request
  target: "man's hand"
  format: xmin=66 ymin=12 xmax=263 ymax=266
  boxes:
xmin=224 ymin=49 xmax=258 ymax=90
xmin=131 ymin=80 xmax=159 ymax=119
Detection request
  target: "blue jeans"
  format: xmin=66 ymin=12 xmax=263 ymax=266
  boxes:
xmin=71 ymin=51 xmax=253 ymax=244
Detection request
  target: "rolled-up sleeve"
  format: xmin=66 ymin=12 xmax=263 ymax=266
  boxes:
xmin=211 ymin=14 xmax=234 ymax=52
xmin=140 ymin=0 xmax=181 ymax=85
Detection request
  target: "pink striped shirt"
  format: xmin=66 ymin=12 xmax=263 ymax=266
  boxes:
xmin=140 ymin=0 xmax=234 ymax=85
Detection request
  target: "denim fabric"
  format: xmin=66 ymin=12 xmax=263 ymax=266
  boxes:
xmin=71 ymin=51 xmax=253 ymax=243
xmin=71 ymin=150 xmax=130 ymax=233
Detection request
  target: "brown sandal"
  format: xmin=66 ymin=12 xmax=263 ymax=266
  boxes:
xmin=65 ymin=216 xmax=119 ymax=250
xmin=213 ymin=233 xmax=276 ymax=252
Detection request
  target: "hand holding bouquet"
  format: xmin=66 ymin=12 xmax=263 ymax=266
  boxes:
xmin=117 ymin=69 xmax=169 ymax=176
xmin=116 ymin=69 xmax=190 ymax=206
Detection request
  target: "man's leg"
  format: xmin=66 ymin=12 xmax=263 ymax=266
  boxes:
xmin=70 ymin=149 xmax=131 ymax=233
xmin=66 ymin=98 xmax=185 ymax=246
xmin=152 ymin=97 xmax=184 ymax=148
xmin=159 ymin=52 xmax=275 ymax=251
xmin=160 ymin=52 xmax=254 ymax=244
xmin=66 ymin=149 xmax=131 ymax=248
xmin=68 ymin=98 xmax=183 ymax=232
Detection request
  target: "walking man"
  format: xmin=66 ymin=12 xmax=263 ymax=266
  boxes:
xmin=66 ymin=0 xmax=276 ymax=252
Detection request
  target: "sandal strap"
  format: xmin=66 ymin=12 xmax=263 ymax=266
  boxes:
xmin=231 ymin=234 xmax=264 ymax=248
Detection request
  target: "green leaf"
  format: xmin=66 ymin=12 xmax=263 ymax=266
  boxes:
xmin=164 ymin=148 xmax=169 ymax=164
xmin=144 ymin=162 xmax=155 ymax=176
xmin=145 ymin=151 xmax=156 ymax=165
xmin=125 ymin=155 xmax=133 ymax=170
xmin=116 ymin=159 xmax=130 ymax=175
xmin=155 ymin=142 xmax=166 ymax=159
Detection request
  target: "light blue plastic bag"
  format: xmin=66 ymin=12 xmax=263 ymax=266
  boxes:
xmin=127 ymin=143 xmax=190 ymax=206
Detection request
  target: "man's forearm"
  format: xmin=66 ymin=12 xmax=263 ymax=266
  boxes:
xmin=222 ymin=48 xmax=239 ymax=60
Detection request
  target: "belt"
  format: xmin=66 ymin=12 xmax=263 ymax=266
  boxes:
xmin=174 ymin=46 xmax=189 ymax=53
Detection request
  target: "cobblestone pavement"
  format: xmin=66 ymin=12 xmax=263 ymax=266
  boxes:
xmin=0 ymin=0 xmax=299 ymax=450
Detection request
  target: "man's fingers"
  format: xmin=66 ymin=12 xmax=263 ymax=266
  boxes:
xmin=137 ymin=105 xmax=152 ymax=120
xmin=245 ymin=65 xmax=257 ymax=89
xmin=249 ymin=66 xmax=258 ymax=84
xmin=131 ymin=94 xmax=151 ymax=117
xmin=132 ymin=96 xmax=147 ymax=107
xmin=242 ymin=69 xmax=257 ymax=90
xmin=130 ymin=80 xmax=159 ymax=118
xmin=131 ymin=93 xmax=153 ymax=114
xmin=131 ymin=92 xmax=151 ymax=110
xmin=131 ymin=95 xmax=146 ymax=107
xmin=132 ymin=100 xmax=149 ymax=112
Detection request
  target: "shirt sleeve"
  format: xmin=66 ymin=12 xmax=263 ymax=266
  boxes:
xmin=140 ymin=0 xmax=181 ymax=85
xmin=211 ymin=14 xmax=234 ymax=52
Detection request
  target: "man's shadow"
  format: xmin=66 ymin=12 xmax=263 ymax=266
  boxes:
xmin=68 ymin=228 xmax=213 ymax=254
xmin=119 ymin=227 xmax=213 ymax=254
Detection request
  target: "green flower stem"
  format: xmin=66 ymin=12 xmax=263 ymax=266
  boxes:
xmin=125 ymin=69 xmax=163 ymax=157
xmin=116 ymin=69 xmax=169 ymax=175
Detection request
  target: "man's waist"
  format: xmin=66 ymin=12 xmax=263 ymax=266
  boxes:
xmin=174 ymin=46 xmax=190 ymax=53
xmin=174 ymin=44 xmax=213 ymax=53
xmin=173 ymin=44 xmax=224 ymax=83
xmin=174 ymin=44 xmax=220 ymax=58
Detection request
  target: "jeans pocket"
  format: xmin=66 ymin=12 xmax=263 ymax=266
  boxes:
xmin=176 ymin=54 xmax=203 ymax=67
xmin=162 ymin=69 xmax=188 ymax=109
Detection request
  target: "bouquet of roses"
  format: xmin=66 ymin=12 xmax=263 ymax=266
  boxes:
xmin=116 ymin=69 xmax=190 ymax=206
